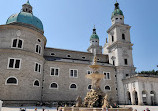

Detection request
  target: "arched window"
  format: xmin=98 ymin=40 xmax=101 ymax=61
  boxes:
xmin=34 ymin=80 xmax=40 ymax=87
xmin=6 ymin=77 xmax=18 ymax=85
xmin=67 ymin=55 xmax=71 ymax=58
xmin=105 ymin=86 xmax=111 ymax=91
xmin=150 ymin=91 xmax=156 ymax=105
xmin=50 ymin=83 xmax=58 ymax=89
xmin=122 ymin=34 xmax=125 ymax=40
xmin=12 ymin=38 xmax=23 ymax=49
xmin=88 ymin=85 xmax=92 ymax=90
xmin=70 ymin=83 xmax=77 ymax=89
xmin=142 ymin=90 xmax=147 ymax=105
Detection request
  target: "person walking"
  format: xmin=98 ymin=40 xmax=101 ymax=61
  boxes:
xmin=56 ymin=106 xmax=59 ymax=111
xmin=59 ymin=107 xmax=62 ymax=111
xmin=35 ymin=108 xmax=37 ymax=111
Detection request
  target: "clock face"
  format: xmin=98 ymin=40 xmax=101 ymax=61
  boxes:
xmin=16 ymin=30 xmax=21 ymax=37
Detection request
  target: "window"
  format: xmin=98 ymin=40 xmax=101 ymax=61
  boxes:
xmin=50 ymin=53 xmax=55 ymax=56
xmin=70 ymin=83 xmax=77 ymax=89
xmin=50 ymin=83 xmax=58 ymax=89
xmin=6 ymin=77 xmax=18 ymax=85
xmin=120 ymin=18 xmax=122 ymax=20
xmin=105 ymin=86 xmax=111 ymax=91
xmin=33 ymin=80 xmax=40 ymax=87
xmin=12 ymin=38 xmax=23 ymax=49
xmin=50 ymin=67 xmax=59 ymax=76
xmin=82 ymin=57 xmax=86 ymax=59
xmin=116 ymin=18 xmax=118 ymax=20
xmin=8 ymin=58 xmax=21 ymax=69
xmin=124 ymin=59 xmax=128 ymax=65
xmin=113 ymin=60 xmax=115 ymax=66
xmin=34 ymin=62 xmax=41 ymax=73
xmin=122 ymin=34 xmax=125 ymax=40
xmin=70 ymin=69 xmax=78 ymax=78
xmin=103 ymin=72 xmax=110 ymax=80
xmin=126 ymin=74 xmax=129 ymax=77
xmin=67 ymin=55 xmax=71 ymax=58
xmin=35 ymin=44 xmax=42 ymax=54
xmin=38 ymin=39 xmax=41 ymax=42
xmin=88 ymin=85 xmax=92 ymax=90
xmin=87 ymin=70 xmax=91 ymax=74
xmin=112 ymin=36 xmax=114 ymax=42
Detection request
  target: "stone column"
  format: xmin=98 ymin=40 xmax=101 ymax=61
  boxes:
xmin=0 ymin=100 xmax=3 ymax=111
xmin=147 ymin=93 xmax=151 ymax=105
xmin=130 ymin=91 xmax=135 ymax=105
xmin=138 ymin=91 xmax=143 ymax=105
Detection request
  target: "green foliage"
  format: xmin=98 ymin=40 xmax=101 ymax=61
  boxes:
xmin=137 ymin=70 xmax=158 ymax=75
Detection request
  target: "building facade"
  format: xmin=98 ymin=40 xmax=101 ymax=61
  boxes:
xmin=0 ymin=1 xmax=157 ymax=106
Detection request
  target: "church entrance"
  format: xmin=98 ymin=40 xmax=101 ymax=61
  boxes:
xmin=133 ymin=91 xmax=138 ymax=105
xmin=127 ymin=91 xmax=131 ymax=105
xmin=150 ymin=91 xmax=156 ymax=105
xmin=142 ymin=90 xmax=147 ymax=105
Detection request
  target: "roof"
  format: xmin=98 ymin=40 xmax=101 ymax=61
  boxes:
xmin=90 ymin=26 xmax=99 ymax=40
xmin=6 ymin=1 xmax=43 ymax=31
xmin=44 ymin=47 xmax=110 ymax=65
xmin=111 ymin=2 xmax=124 ymax=18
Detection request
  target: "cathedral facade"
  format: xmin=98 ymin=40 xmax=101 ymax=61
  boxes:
xmin=0 ymin=1 xmax=158 ymax=106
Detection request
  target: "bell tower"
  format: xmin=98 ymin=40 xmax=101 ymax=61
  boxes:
xmin=103 ymin=1 xmax=136 ymax=104
xmin=87 ymin=26 xmax=102 ymax=54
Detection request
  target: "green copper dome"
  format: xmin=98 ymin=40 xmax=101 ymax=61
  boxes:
xmin=111 ymin=2 xmax=124 ymax=18
xmin=90 ymin=34 xmax=99 ymax=40
xmin=6 ymin=1 xmax=44 ymax=31
xmin=90 ymin=26 xmax=99 ymax=40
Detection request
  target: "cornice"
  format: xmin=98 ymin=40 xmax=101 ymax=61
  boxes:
xmin=0 ymin=48 xmax=44 ymax=61
xmin=107 ymin=23 xmax=131 ymax=33
xmin=107 ymin=41 xmax=133 ymax=51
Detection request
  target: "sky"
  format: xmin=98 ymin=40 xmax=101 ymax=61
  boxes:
xmin=0 ymin=0 xmax=158 ymax=72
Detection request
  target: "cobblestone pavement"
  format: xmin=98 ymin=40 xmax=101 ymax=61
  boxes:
xmin=2 ymin=105 xmax=158 ymax=111
xmin=120 ymin=105 xmax=158 ymax=111
xmin=2 ymin=107 xmax=57 ymax=111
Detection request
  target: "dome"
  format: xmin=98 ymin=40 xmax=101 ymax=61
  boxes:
xmin=111 ymin=2 xmax=124 ymax=19
xmin=90 ymin=26 xmax=99 ymax=40
xmin=111 ymin=9 xmax=123 ymax=18
xmin=6 ymin=1 xmax=44 ymax=31
xmin=90 ymin=34 xmax=99 ymax=40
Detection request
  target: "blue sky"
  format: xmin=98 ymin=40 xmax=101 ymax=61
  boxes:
xmin=1 ymin=0 xmax=158 ymax=71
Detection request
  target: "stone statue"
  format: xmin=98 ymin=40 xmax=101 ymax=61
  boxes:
xmin=92 ymin=78 xmax=101 ymax=90
xmin=102 ymin=95 xmax=110 ymax=108
xmin=76 ymin=96 xmax=82 ymax=107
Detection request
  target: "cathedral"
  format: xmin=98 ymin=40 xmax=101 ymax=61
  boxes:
xmin=0 ymin=1 xmax=158 ymax=106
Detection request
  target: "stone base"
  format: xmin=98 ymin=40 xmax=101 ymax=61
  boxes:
xmin=63 ymin=107 xmax=132 ymax=111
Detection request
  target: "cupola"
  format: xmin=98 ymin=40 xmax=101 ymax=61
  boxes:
xmin=6 ymin=0 xmax=44 ymax=34
xmin=111 ymin=1 xmax=124 ymax=25
xmin=90 ymin=26 xmax=99 ymax=41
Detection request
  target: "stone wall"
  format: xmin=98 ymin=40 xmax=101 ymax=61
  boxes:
xmin=42 ymin=61 xmax=117 ymax=102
